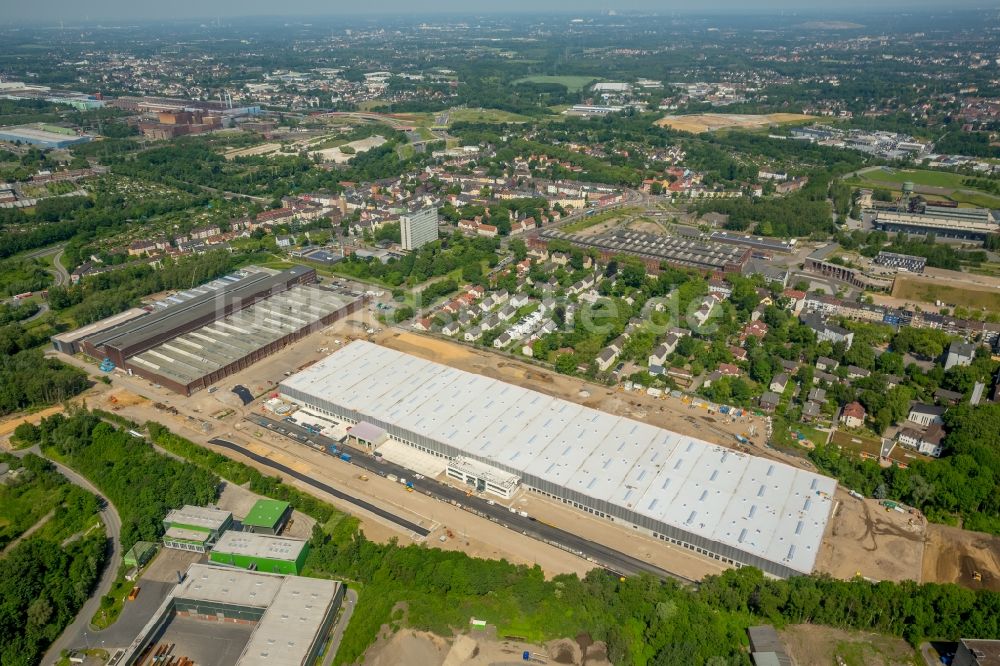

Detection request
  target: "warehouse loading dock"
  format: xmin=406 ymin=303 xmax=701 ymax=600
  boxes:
xmin=280 ymin=340 xmax=837 ymax=578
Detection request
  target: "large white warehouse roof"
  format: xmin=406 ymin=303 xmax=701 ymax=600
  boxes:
xmin=280 ymin=341 xmax=836 ymax=575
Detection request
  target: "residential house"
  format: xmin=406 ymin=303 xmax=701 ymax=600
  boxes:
xmin=708 ymin=279 xmax=732 ymax=297
xmin=718 ymin=363 xmax=741 ymax=377
xmin=276 ymin=235 xmax=294 ymax=248
xmin=493 ymin=332 xmax=514 ymax=348
xmin=801 ymin=402 xmax=823 ymax=422
xmin=801 ymin=312 xmax=854 ymax=349
xmin=480 ymin=314 xmax=501 ymax=331
xmin=759 ymin=392 xmax=781 ymax=413
xmin=596 ymin=346 xmax=620 ymax=372
xmin=498 ymin=305 xmax=517 ymax=321
xmin=740 ymin=320 xmax=769 ymax=344
xmin=782 ymin=289 xmax=807 ymax=315
xmin=934 ymin=388 xmax=963 ymax=405
xmin=846 ymin=366 xmax=870 ymax=380
xmin=840 ymin=401 xmax=866 ymax=428
xmin=816 ymin=356 xmax=838 ymax=372
xmin=509 ymin=293 xmax=530 ymax=308
xmin=464 ymin=326 xmax=482 ymax=342
xmin=944 ymin=341 xmax=977 ymax=370
xmin=729 ymin=346 xmax=748 ymax=362
xmin=540 ymin=297 xmax=557 ymax=313
xmin=897 ymin=424 xmax=945 ymax=457
xmin=442 ymin=321 xmax=460 ymax=337
xmin=807 ymin=388 xmax=826 ymax=403
xmin=769 ymin=373 xmax=789 ymax=393
xmin=908 ymin=404 xmax=946 ymax=427
xmin=190 ymin=225 xmax=221 ymax=240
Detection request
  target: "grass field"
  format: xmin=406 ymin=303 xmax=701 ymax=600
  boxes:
xmin=449 ymin=108 xmax=532 ymax=124
xmin=846 ymin=168 xmax=1000 ymax=209
xmin=892 ymin=275 xmax=1000 ymax=311
xmin=655 ymin=113 xmax=815 ymax=133
xmin=513 ymin=75 xmax=598 ymax=92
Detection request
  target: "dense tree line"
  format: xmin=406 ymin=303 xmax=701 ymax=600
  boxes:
xmin=306 ymin=513 xmax=1000 ymax=666
xmin=21 ymin=410 xmax=219 ymax=550
xmin=694 ymin=189 xmax=836 ymax=237
xmin=334 ymin=232 xmax=498 ymax=287
xmin=934 ymin=131 xmax=1000 ymax=158
xmin=0 ymin=182 xmax=199 ymax=260
xmin=48 ymin=249 xmax=251 ymax=326
xmin=0 ymin=350 xmax=89 ymax=417
xmin=0 ymin=454 xmax=107 ymax=666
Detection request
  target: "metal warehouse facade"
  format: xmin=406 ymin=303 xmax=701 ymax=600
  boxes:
xmin=71 ymin=266 xmax=365 ymax=395
xmin=280 ymin=341 xmax=837 ymax=578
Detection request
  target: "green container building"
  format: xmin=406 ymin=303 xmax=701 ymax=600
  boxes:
xmin=208 ymin=531 xmax=309 ymax=575
xmin=241 ymin=498 xmax=292 ymax=535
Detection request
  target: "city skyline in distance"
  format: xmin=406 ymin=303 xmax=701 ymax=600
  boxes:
xmin=1 ymin=0 xmax=994 ymax=25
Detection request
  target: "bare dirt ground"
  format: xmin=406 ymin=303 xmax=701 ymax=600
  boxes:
xmin=655 ymin=113 xmax=814 ymax=133
xmin=0 ymin=404 xmax=64 ymax=438
xmin=922 ymin=523 xmax=1000 ymax=592
xmin=780 ymin=624 xmax=918 ymax=666
xmin=813 ymin=492 xmax=926 ymax=583
xmin=362 ymin=627 xmax=611 ymax=666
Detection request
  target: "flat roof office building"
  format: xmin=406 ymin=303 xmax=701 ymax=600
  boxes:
xmin=280 ymin=341 xmax=837 ymax=578
xmin=209 ymin=531 xmax=309 ymax=575
xmin=401 ymin=206 xmax=439 ymax=251
xmin=162 ymin=505 xmax=234 ymax=553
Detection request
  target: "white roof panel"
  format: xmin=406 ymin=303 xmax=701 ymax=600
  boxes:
xmin=280 ymin=341 xmax=836 ymax=575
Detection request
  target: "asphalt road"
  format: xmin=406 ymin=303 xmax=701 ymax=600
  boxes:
xmin=13 ymin=446 xmax=124 ymax=665
xmin=243 ymin=414 xmax=693 ymax=585
xmin=322 ymin=588 xmax=358 ymax=666
xmin=207 ymin=435 xmax=430 ymax=536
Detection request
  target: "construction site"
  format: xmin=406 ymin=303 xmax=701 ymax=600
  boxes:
xmin=41 ymin=304 xmax=998 ymax=590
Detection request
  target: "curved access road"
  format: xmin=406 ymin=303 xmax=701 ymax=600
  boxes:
xmin=207 ymin=437 xmax=430 ymax=536
xmin=13 ymin=446 xmax=123 ymax=665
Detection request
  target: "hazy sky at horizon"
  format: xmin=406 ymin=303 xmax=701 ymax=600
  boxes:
xmin=2 ymin=0 xmax=992 ymax=24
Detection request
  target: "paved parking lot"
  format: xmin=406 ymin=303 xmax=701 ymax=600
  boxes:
xmin=88 ymin=548 xmax=203 ymax=651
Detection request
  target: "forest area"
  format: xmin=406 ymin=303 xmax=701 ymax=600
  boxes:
xmin=0 ymin=453 xmax=106 ymax=666
xmin=16 ymin=409 xmax=218 ymax=551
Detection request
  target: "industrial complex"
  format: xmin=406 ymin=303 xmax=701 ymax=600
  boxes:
xmin=0 ymin=123 xmax=94 ymax=148
xmin=51 ymin=266 xmax=365 ymax=395
xmin=119 ymin=563 xmax=344 ymax=666
xmin=873 ymin=205 xmax=998 ymax=243
xmin=279 ymin=341 xmax=837 ymax=578
xmin=533 ymin=228 xmax=752 ymax=274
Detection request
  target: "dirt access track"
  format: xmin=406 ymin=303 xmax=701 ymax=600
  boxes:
xmin=813 ymin=493 xmax=926 ymax=583
xmin=655 ymin=113 xmax=814 ymax=133
xmin=922 ymin=523 xmax=1000 ymax=592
